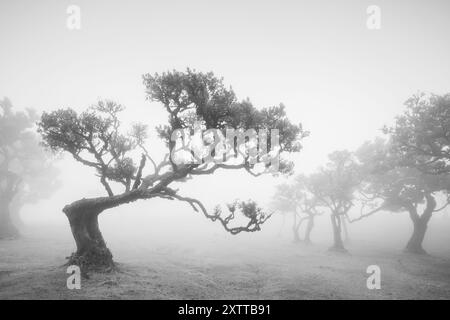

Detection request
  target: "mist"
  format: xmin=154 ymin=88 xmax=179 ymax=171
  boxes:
xmin=1 ymin=0 xmax=450 ymax=300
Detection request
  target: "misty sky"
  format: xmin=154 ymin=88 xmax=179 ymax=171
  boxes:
xmin=1 ymin=0 xmax=449 ymax=237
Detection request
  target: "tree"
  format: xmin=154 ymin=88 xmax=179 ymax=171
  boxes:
xmin=384 ymin=93 xmax=450 ymax=175
xmin=303 ymin=151 xmax=361 ymax=252
xmin=354 ymin=138 xmax=450 ymax=254
xmin=38 ymin=69 xmax=307 ymax=272
xmin=271 ymin=178 xmax=321 ymax=244
xmin=10 ymin=160 xmax=60 ymax=229
xmin=0 ymin=98 xmax=58 ymax=238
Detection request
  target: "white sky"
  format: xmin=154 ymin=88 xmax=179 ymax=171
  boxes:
xmin=1 ymin=0 xmax=449 ymax=229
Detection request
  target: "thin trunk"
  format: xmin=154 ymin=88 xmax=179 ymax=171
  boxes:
xmin=330 ymin=214 xmax=346 ymax=252
xmin=292 ymin=213 xmax=301 ymax=243
xmin=0 ymin=199 xmax=19 ymax=239
xmin=304 ymin=215 xmax=314 ymax=244
xmin=341 ymin=215 xmax=350 ymax=244
xmin=10 ymin=201 xmax=24 ymax=230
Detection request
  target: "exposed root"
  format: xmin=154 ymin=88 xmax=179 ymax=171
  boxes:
xmin=66 ymin=245 xmax=116 ymax=277
xmin=404 ymin=246 xmax=428 ymax=255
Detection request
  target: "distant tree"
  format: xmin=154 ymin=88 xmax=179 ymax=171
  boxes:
xmin=303 ymin=151 xmax=361 ymax=252
xmin=271 ymin=180 xmax=321 ymax=244
xmin=0 ymin=98 xmax=58 ymax=238
xmin=10 ymin=160 xmax=60 ymax=229
xmin=354 ymin=138 xmax=449 ymax=254
xmin=38 ymin=69 xmax=308 ymax=272
xmin=384 ymin=93 xmax=450 ymax=175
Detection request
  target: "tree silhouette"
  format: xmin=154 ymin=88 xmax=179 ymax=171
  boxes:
xmin=38 ymin=69 xmax=307 ymax=272
xmin=355 ymin=138 xmax=449 ymax=254
xmin=303 ymin=151 xmax=361 ymax=252
xmin=0 ymin=98 xmax=58 ymax=238
xmin=271 ymin=178 xmax=321 ymax=244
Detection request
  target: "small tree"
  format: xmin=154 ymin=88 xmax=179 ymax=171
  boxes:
xmin=38 ymin=69 xmax=307 ymax=272
xmin=384 ymin=93 xmax=450 ymax=175
xmin=304 ymin=151 xmax=361 ymax=252
xmin=355 ymin=138 xmax=449 ymax=254
xmin=0 ymin=98 xmax=58 ymax=238
xmin=272 ymin=178 xmax=321 ymax=244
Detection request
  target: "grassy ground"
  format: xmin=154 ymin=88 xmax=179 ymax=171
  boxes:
xmin=1 ymin=228 xmax=450 ymax=300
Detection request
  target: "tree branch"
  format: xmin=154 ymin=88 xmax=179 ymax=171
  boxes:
xmin=160 ymin=190 xmax=271 ymax=235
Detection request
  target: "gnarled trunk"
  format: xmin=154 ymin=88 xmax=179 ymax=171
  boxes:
xmin=330 ymin=214 xmax=346 ymax=252
xmin=64 ymin=203 xmax=113 ymax=273
xmin=404 ymin=194 xmax=435 ymax=255
xmin=405 ymin=219 xmax=428 ymax=254
xmin=0 ymin=199 xmax=19 ymax=239
xmin=63 ymin=189 xmax=147 ymax=273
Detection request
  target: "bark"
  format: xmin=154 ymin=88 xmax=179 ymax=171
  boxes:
xmin=63 ymin=189 xmax=147 ymax=273
xmin=329 ymin=214 xmax=346 ymax=252
xmin=64 ymin=203 xmax=113 ymax=273
xmin=405 ymin=219 xmax=428 ymax=254
xmin=405 ymin=194 xmax=435 ymax=255
xmin=0 ymin=199 xmax=19 ymax=239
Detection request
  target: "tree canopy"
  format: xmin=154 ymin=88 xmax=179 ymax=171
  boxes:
xmin=37 ymin=70 xmax=308 ymax=271
xmin=384 ymin=93 xmax=450 ymax=175
xmin=0 ymin=98 xmax=58 ymax=238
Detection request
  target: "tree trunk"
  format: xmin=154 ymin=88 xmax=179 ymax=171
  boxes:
xmin=64 ymin=201 xmax=113 ymax=273
xmin=62 ymin=189 xmax=147 ymax=273
xmin=292 ymin=213 xmax=301 ymax=243
xmin=405 ymin=219 xmax=428 ymax=254
xmin=0 ymin=200 xmax=19 ymax=239
xmin=10 ymin=201 xmax=24 ymax=231
xmin=341 ymin=215 xmax=350 ymax=244
xmin=329 ymin=214 xmax=346 ymax=252
xmin=404 ymin=194 xmax=435 ymax=255
xmin=304 ymin=215 xmax=314 ymax=244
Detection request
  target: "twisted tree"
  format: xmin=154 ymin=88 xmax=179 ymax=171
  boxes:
xmin=355 ymin=138 xmax=450 ymax=254
xmin=0 ymin=98 xmax=58 ymax=239
xmin=38 ymin=69 xmax=307 ymax=272
xmin=303 ymin=151 xmax=361 ymax=252
xmin=271 ymin=178 xmax=321 ymax=244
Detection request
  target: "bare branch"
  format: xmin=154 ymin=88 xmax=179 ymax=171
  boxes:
xmin=132 ymin=154 xmax=146 ymax=190
xmin=347 ymin=203 xmax=386 ymax=223
xmin=160 ymin=191 xmax=271 ymax=235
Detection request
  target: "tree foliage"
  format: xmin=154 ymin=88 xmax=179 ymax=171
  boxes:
xmin=0 ymin=98 xmax=58 ymax=237
xmin=37 ymin=69 xmax=307 ymax=270
xmin=384 ymin=93 xmax=450 ymax=175
xmin=355 ymin=138 xmax=449 ymax=217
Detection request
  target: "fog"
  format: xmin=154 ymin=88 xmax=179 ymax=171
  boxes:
xmin=1 ymin=0 xmax=450 ymax=300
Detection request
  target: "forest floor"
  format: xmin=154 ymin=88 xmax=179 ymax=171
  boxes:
xmin=1 ymin=227 xmax=450 ymax=300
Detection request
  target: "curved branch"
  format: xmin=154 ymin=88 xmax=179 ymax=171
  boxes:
xmin=162 ymin=192 xmax=271 ymax=235
xmin=347 ymin=204 xmax=386 ymax=223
